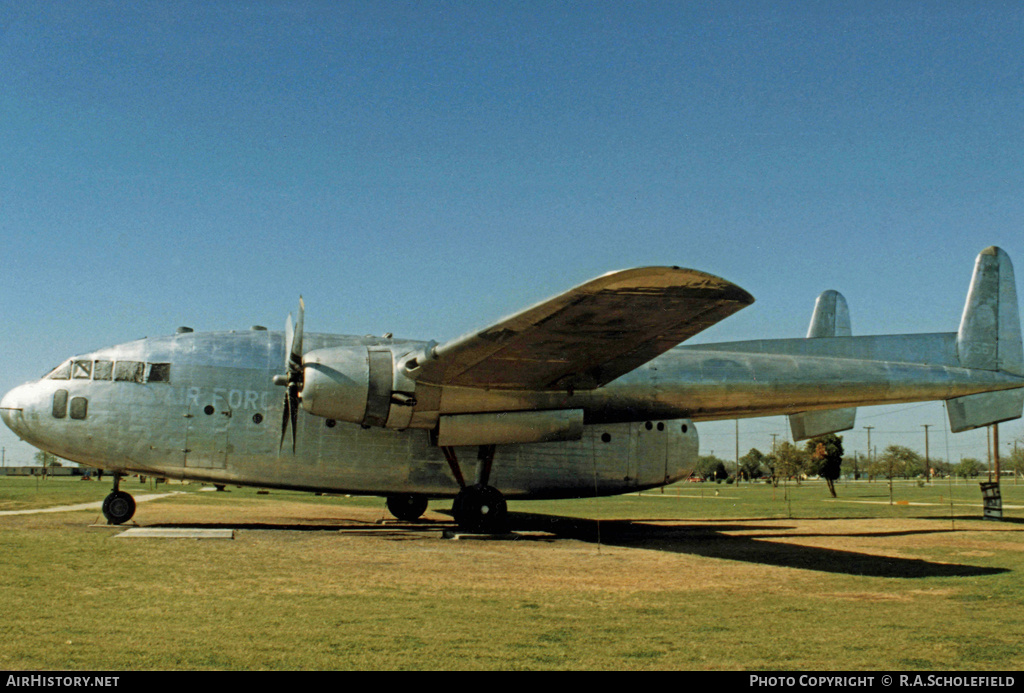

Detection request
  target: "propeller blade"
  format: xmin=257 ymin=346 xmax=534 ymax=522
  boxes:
xmin=288 ymin=297 xmax=304 ymax=373
xmin=278 ymin=297 xmax=306 ymax=454
xmin=279 ymin=384 xmax=300 ymax=453
xmin=289 ymin=385 xmax=299 ymax=452
xmin=285 ymin=313 xmax=294 ymax=366
xmin=279 ymin=390 xmax=291 ymax=451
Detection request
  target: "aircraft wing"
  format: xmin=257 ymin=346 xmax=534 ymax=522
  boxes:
xmin=413 ymin=267 xmax=755 ymax=390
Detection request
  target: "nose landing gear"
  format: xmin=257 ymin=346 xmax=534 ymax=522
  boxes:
xmin=101 ymin=473 xmax=136 ymax=525
xmin=386 ymin=494 xmax=429 ymax=521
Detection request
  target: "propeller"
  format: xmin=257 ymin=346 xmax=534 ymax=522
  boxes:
xmin=275 ymin=297 xmax=305 ymax=453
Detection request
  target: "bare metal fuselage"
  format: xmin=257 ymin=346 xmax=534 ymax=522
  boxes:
xmin=3 ymin=247 xmax=1022 ymax=508
xmin=2 ymin=326 xmax=1020 ymax=500
xmin=0 ymin=330 xmax=695 ymax=499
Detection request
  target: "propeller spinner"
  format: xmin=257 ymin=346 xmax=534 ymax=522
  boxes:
xmin=274 ymin=297 xmax=305 ymax=452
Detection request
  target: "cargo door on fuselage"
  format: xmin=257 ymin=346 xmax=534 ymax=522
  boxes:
xmin=627 ymin=421 xmax=668 ymax=488
xmin=184 ymin=400 xmax=229 ymax=469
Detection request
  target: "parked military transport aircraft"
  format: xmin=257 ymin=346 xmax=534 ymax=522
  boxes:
xmin=2 ymin=247 xmax=1022 ymax=532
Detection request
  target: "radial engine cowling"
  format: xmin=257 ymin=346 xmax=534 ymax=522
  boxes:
xmin=300 ymin=345 xmax=416 ymax=428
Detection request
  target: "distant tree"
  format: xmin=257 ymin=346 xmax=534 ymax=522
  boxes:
xmin=738 ymin=448 xmax=767 ymax=480
xmin=32 ymin=450 xmax=62 ymax=479
xmin=773 ymin=441 xmax=809 ymax=483
xmin=843 ymin=452 xmax=864 ymax=480
xmin=33 ymin=450 xmax=60 ymax=467
xmin=1006 ymin=445 xmax=1024 ymax=482
xmin=869 ymin=445 xmax=924 ymax=479
xmin=956 ymin=457 xmax=986 ymax=479
xmin=763 ymin=452 xmax=778 ymax=485
xmin=806 ymin=434 xmax=844 ymax=498
xmin=929 ymin=458 xmax=953 ymax=478
xmin=696 ymin=455 xmax=729 ymax=481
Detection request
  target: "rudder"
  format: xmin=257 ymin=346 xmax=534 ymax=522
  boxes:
xmin=957 ymin=246 xmax=1023 ymax=376
xmin=948 ymin=246 xmax=1024 ymax=432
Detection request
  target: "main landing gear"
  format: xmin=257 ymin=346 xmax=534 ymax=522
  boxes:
xmin=442 ymin=444 xmax=508 ymax=534
xmin=451 ymin=483 xmax=507 ymax=534
xmin=102 ymin=473 xmax=136 ymax=525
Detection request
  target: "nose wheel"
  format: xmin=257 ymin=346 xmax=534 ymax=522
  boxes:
xmin=386 ymin=494 xmax=429 ymax=522
xmin=102 ymin=474 xmax=136 ymax=525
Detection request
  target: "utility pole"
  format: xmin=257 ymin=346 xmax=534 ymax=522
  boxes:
xmin=864 ymin=426 xmax=874 ymax=472
xmin=888 ymin=451 xmax=894 ymax=505
xmin=922 ymin=424 xmax=931 ymax=482
xmin=735 ymin=420 xmax=740 ymax=483
xmin=994 ymin=424 xmax=1000 ymax=483
xmin=982 ymin=424 xmax=1004 ymax=522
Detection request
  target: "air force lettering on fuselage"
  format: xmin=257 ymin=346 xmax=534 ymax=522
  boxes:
xmin=2 ymin=247 xmax=1024 ymax=533
xmin=194 ymin=388 xmax=270 ymax=412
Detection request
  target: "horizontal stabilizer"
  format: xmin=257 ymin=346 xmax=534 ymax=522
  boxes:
xmin=789 ymin=409 xmax=857 ymax=441
xmin=789 ymin=289 xmax=856 ymax=440
xmin=946 ymin=389 xmax=1024 ymax=433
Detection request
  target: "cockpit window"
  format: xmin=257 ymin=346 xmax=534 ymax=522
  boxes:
xmin=45 ymin=359 xmax=165 ymax=383
xmin=114 ymin=361 xmax=145 ymax=383
xmin=72 ymin=360 xmax=92 ymax=379
xmin=46 ymin=361 xmax=72 ymax=380
xmin=146 ymin=363 xmax=171 ymax=383
xmin=93 ymin=361 xmax=113 ymax=380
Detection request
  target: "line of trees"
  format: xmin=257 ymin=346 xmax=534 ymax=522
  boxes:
xmin=698 ymin=434 xmax=845 ymax=496
xmin=695 ymin=434 xmax=1024 ymax=496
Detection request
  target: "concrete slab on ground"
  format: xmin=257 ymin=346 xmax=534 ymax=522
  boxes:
xmin=114 ymin=527 xmax=234 ymax=539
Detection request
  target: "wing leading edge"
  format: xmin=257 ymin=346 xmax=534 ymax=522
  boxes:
xmin=414 ymin=267 xmax=755 ymax=391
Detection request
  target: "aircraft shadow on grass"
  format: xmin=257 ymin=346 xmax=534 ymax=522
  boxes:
xmin=503 ymin=511 xmax=1010 ymax=579
xmin=148 ymin=508 xmax=1009 ymax=578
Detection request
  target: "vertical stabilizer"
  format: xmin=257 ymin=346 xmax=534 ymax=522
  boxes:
xmin=948 ymin=247 xmax=1024 ymax=432
xmin=806 ymin=290 xmax=851 ymax=338
xmin=790 ymin=290 xmax=857 ymax=440
xmin=957 ymin=246 xmax=1023 ymax=376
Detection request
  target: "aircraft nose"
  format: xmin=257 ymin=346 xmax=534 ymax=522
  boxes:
xmin=1 ymin=384 xmax=30 ymax=435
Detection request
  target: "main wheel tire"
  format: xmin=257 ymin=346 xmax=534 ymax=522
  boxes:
xmin=386 ymin=494 xmax=429 ymax=521
xmin=102 ymin=491 xmax=136 ymax=525
xmin=453 ymin=484 xmax=507 ymax=534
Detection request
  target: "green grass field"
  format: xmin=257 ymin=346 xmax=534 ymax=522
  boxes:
xmin=2 ymin=475 xmax=1023 ymax=670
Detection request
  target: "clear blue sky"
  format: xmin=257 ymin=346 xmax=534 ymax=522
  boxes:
xmin=1 ymin=1 xmax=1022 ymax=466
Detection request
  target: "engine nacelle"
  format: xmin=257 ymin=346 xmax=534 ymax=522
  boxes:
xmin=300 ymin=345 xmax=419 ymax=428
